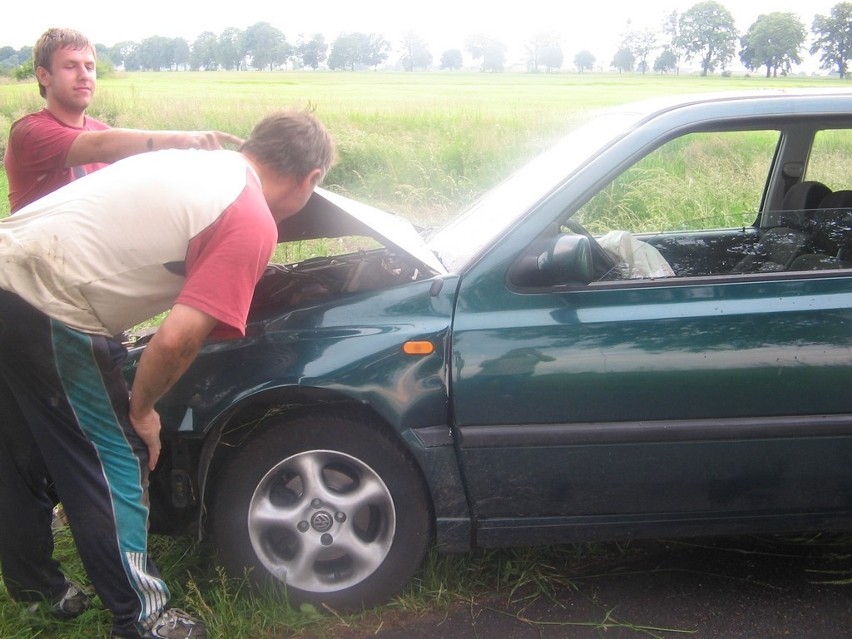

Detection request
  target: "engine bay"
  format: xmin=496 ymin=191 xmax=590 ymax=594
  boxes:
xmin=248 ymin=248 xmax=429 ymax=321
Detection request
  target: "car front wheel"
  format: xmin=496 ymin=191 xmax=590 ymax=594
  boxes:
xmin=210 ymin=410 xmax=433 ymax=610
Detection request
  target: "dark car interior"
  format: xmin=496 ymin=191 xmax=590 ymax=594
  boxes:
xmin=644 ymin=181 xmax=852 ymax=278
xmin=510 ymin=179 xmax=852 ymax=288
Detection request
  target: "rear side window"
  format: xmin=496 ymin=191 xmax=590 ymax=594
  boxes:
xmin=805 ymin=130 xmax=852 ymax=190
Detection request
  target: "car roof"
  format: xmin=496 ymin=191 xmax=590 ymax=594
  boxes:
xmin=608 ymin=87 xmax=852 ymax=114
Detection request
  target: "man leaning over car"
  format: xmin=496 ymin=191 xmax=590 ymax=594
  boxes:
xmin=0 ymin=109 xmax=336 ymax=639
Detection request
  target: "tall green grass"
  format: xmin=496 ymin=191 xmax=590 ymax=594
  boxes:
xmin=3 ymin=71 xmax=848 ymax=223
xmin=1 ymin=71 xmax=851 ymax=637
xmin=576 ymin=130 xmax=782 ymax=233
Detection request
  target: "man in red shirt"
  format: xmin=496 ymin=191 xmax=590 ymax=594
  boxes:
xmin=0 ymin=109 xmax=336 ymax=639
xmin=4 ymin=27 xmax=242 ymax=212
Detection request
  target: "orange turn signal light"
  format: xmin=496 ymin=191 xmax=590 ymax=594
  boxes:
xmin=403 ymin=340 xmax=435 ymax=355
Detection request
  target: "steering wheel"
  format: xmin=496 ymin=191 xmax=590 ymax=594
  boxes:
xmin=563 ymin=219 xmax=619 ymax=280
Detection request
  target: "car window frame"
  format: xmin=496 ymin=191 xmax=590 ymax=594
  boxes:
xmin=507 ymin=118 xmax=852 ymax=293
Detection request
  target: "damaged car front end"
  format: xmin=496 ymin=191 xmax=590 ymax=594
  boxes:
xmin=124 ymin=187 xmax=458 ymax=609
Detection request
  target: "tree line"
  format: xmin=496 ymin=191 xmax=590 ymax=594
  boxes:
xmin=603 ymin=0 xmax=852 ymax=77
xmin=3 ymin=1 xmax=852 ymax=78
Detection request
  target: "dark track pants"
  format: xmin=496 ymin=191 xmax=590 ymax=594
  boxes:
xmin=0 ymin=289 xmax=169 ymax=636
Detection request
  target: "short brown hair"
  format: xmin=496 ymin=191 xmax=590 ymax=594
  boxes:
xmin=240 ymin=110 xmax=336 ymax=183
xmin=33 ymin=28 xmax=96 ymax=98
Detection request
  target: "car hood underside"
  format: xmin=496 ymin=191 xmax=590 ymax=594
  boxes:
xmin=278 ymin=187 xmax=447 ymax=276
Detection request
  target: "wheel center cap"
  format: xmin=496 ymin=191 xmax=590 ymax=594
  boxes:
xmin=311 ymin=511 xmax=334 ymax=533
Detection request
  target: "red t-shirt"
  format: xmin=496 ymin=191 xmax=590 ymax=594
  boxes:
xmin=4 ymin=108 xmax=110 ymax=212
xmin=180 ymin=182 xmax=277 ymax=340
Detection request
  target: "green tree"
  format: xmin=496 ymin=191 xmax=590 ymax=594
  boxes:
xmin=137 ymin=36 xmax=174 ymax=71
xmin=13 ymin=59 xmax=34 ymax=80
xmin=328 ymin=33 xmax=358 ymax=70
xmin=739 ymin=12 xmax=805 ymax=77
xmin=295 ymin=33 xmax=328 ymax=70
xmin=611 ymin=46 xmax=635 ymax=72
xmin=811 ymin=2 xmax=852 ymax=78
xmin=676 ymin=1 xmax=738 ymax=75
xmin=440 ymin=48 xmax=463 ymax=70
xmin=626 ymin=27 xmax=658 ymax=74
xmin=362 ymin=33 xmax=390 ymax=69
xmin=654 ymin=49 xmax=679 ymax=73
xmin=18 ymin=45 xmax=33 ymax=65
xmin=217 ymin=28 xmax=245 ymax=71
xmin=328 ymin=32 xmax=375 ymax=70
xmin=525 ymin=32 xmax=563 ymax=72
xmin=400 ymin=31 xmax=432 ymax=71
xmin=94 ymin=43 xmax=112 ymax=66
xmin=107 ymin=41 xmax=137 ymax=70
xmin=574 ymin=49 xmax=595 ymax=72
xmin=190 ymin=32 xmax=218 ymax=70
xmin=0 ymin=46 xmax=21 ymax=72
xmin=465 ymin=34 xmax=507 ymax=72
xmin=243 ymin=21 xmax=290 ymax=70
xmin=329 ymin=32 xmax=389 ymax=70
xmin=662 ymin=10 xmax=682 ymax=72
xmin=171 ymin=38 xmax=190 ymax=70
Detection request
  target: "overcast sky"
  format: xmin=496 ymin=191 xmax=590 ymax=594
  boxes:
xmin=0 ymin=0 xmax=842 ymax=70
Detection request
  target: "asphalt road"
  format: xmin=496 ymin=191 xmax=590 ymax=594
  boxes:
xmin=335 ymin=535 xmax=852 ymax=639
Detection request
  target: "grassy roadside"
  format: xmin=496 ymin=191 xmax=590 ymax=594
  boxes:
xmin=7 ymin=526 xmax=852 ymax=638
xmin=3 ymin=522 xmax=643 ymax=639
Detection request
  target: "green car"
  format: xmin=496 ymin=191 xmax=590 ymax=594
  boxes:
xmin=126 ymin=89 xmax=852 ymax=610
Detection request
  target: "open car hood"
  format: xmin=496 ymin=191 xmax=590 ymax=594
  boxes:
xmin=278 ymin=187 xmax=447 ymax=275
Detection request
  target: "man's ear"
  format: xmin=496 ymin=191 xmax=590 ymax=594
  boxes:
xmin=304 ymin=168 xmax=323 ymax=189
xmin=35 ymin=66 xmax=50 ymax=89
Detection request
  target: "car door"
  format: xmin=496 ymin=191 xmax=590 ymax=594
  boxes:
xmin=450 ymin=126 xmax=852 ymax=546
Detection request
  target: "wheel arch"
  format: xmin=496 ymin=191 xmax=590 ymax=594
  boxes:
xmin=202 ymin=398 xmax=438 ymax=609
xmin=194 ymin=383 xmax=436 ymax=540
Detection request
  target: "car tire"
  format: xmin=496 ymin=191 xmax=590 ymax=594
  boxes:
xmin=209 ymin=410 xmax=433 ymax=610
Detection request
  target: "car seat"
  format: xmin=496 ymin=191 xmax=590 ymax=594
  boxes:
xmin=788 ymin=190 xmax=852 ymax=270
xmin=732 ymin=181 xmax=832 ymax=273
xmin=780 ymin=180 xmax=832 ymax=212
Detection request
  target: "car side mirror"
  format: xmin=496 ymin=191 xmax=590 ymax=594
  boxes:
xmin=510 ymin=234 xmax=594 ymax=286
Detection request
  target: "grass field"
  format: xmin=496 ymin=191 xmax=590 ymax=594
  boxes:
xmin=0 ymin=71 xmax=851 ymax=638
xmin=3 ymin=71 xmax=849 ymax=223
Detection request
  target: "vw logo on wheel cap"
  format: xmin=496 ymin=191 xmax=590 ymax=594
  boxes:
xmin=311 ymin=511 xmax=334 ymax=533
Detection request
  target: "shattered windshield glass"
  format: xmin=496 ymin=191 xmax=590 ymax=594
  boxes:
xmin=427 ymin=111 xmax=643 ymax=273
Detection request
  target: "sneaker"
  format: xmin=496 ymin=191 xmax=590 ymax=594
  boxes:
xmin=26 ymin=580 xmax=92 ymax=619
xmin=142 ymin=608 xmax=206 ymax=639
xmin=52 ymin=581 xmax=92 ymax=619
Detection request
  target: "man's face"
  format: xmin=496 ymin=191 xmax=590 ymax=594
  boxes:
xmin=263 ymin=172 xmax=318 ymax=221
xmin=37 ymin=46 xmax=96 ymax=113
